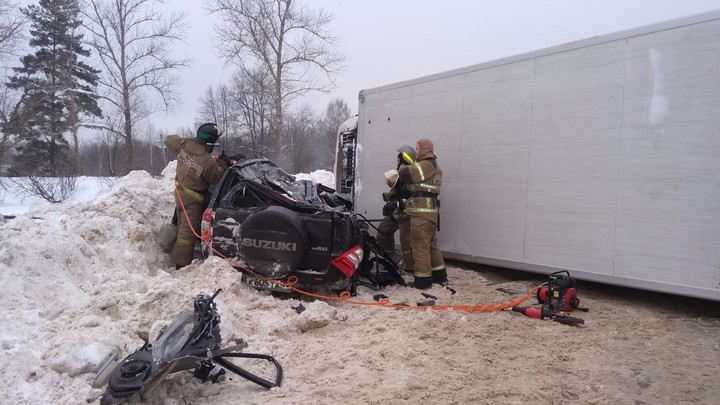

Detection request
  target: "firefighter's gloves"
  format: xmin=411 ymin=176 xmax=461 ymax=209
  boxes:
xmin=218 ymin=150 xmax=233 ymax=167
xmin=382 ymin=201 xmax=398 ymax=217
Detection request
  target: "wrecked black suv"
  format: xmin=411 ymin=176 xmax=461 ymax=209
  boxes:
xmin=200 ymin=158 xmax=403 ymax=294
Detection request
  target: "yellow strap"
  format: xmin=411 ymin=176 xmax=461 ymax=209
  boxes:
xmin=176 ymin=238 xmax=194 ymax=246
xmin=177 ymin=182 xmax=205 ymax=202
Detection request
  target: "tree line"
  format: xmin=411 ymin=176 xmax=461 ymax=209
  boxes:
xmin=0 ymin=0 xmax=351 ymax=181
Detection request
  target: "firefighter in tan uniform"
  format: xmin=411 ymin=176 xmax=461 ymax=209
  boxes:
xmin=164 ymin=123 xmax=232 ymax=269
xmin=397 ymin=138 xmax=447 ymax=289
xmin=376 ymin=145 xmax=416 ymax=273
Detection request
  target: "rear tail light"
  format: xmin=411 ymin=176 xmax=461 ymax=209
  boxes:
xmin=331 ymin=245 xmax=364 ymax=278
xmin=201 ymin=208 xmax=213 ymax=245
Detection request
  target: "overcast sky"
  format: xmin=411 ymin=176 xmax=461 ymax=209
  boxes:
xmin=158 ymin=0 xmax=720 ymax=134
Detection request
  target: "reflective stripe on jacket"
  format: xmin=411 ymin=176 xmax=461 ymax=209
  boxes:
xmin=398 ymin=158 xmax=442 ymax=215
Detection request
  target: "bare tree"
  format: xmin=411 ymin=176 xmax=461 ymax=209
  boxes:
xmin=198 ymin=86 xmax=222 ymax=126
xmin=317 ymin=97 xmax=351 ymax=170
xmin=207 ymin=0 xmax=346 ymax=160
xmin=93 ymin=130 xmax=121 ymax=176
xmin=285 ymin=103 xmax=318 ymax=173
xmin=0 ymin=0 xmax=24 ymax=65
xmin=11 ymin=173 xmax=78 ymax=203
xmin=81 ymin=0 xmax=189 ymax=174
xmin=0 ymin=1 xmax=26 ymax=171
xmin=197 ymin=84 xmax=239 ymax=152
xmin=230 ymin=67 xmax=273 ymax=159
xmin=0 ymin=1 xmax=22 ymax=165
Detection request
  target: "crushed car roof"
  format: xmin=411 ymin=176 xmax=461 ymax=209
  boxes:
xmin=231 ymin=158 xmax=325 ymax=207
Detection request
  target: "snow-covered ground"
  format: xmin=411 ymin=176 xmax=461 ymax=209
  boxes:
xmin=2 ymin=164 xmax=452 ymax=404
xmin=2 ymin=163 xmax=718 ymax=405
xmin=0 ymin=177 xmax=116 ymax=218
xmin=0 ymin=164 xmax=344 ymax=403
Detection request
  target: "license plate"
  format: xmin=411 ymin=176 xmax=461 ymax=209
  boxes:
xmin=241 ymin=274 xmax=292 ymax=293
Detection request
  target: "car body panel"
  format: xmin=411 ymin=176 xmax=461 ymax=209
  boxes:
xmin=202 ymin=158 xmax=365 ymax=292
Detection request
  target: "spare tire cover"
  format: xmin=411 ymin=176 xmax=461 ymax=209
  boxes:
xmin=239 ymin=206 xmax=308 ymax=278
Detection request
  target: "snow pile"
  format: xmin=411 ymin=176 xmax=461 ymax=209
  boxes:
xmin=0 ymin=163 xmax=454 ymax=404
xmin=1 ymin=169 xmax=179 ymax=403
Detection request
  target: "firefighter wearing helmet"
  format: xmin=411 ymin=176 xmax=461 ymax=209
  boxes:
xmin=397 ymin=138 xmax=447 ymax=289
xmin=376 ymin=145 xmax=417 ymax=273
xmin=164 ymin=123 xmax=234 ymax=269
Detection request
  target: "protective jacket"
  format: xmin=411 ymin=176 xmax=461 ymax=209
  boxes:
xmin=164 ymin=135 xmax=227 ymax=195
xmin=397 ymin=139 xmax=446 ymax=283
xmin=164 ymin=135 xmax=227 ymax=268
xmin=398 ymin=156 xmax=442 ymax=218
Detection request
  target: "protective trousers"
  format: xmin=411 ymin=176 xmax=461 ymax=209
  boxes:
xmin=172 ymin=188 xmax=204 ymax=267
xmin=409 ymin=214 xmax=445 ymax=279
xmin=376 ymin=214 xmax=414 ymax=272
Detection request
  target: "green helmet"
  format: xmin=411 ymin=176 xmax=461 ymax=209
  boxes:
xmin=196 ymin=123 xmax=222 ymax=145
xmin=397 ymin=145 xmax=416 ymax=165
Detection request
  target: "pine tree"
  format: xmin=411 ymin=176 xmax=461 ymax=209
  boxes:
xmin=6 ymin=0 xmax=101 ymax=176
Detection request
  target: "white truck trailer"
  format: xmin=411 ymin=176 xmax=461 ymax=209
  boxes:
xmin=336 ymin=10 xmax=720 ymax=301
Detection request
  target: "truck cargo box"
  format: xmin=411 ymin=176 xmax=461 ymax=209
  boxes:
xmin=341 ymin=10 xmax=720 ymax=300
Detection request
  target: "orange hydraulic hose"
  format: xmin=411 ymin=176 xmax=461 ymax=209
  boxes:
xmin=174 ymin=183 xmax=538 ymax=311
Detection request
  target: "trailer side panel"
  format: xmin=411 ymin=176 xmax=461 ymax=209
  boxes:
xmin=353 ymin=12 xmax=720 ymax=300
